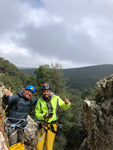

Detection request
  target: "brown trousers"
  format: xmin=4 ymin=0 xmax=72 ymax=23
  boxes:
xmin=8 ymin=128 xmax=24 ymax=146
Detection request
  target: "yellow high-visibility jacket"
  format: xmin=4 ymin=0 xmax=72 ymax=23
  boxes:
xmin=35 ymin=95 xmax=71 ymax=123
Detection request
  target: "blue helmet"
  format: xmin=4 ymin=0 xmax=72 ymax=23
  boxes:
xmin=25 ymin=85 xmax=35 ymax=93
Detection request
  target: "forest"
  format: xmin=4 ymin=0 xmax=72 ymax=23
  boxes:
xmin=21 ymin=64 xmax=113 ymax=90
xmin=0 ymin=57 xmax=96 ymax=150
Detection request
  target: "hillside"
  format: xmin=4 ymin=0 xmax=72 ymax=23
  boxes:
xmin=20 ymin=64 xmax=113 ymax=90
xmin=63 ymin=64 xmax=113 ymax=90
xmin=0 ymin=57 xmax=28 ymax=93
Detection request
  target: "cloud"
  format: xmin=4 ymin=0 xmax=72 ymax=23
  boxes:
xmin=0 ymin=0 xmax=113 ymax=68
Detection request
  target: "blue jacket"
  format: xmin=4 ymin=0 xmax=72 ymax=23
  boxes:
xmin=3 ymin=90 xmax=38 ymax=124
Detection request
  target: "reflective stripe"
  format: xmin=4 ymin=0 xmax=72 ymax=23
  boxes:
xmin=46 ymin=100 xmax=52 ymax=114
xmin=55 ymin=99 xmax=59 ymax=119
xmin=38 ymin=128 xmax=45 ymax=142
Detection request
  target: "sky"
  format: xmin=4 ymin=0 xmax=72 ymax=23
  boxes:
xmin=0 ymin=0 xmax=113 ymax=69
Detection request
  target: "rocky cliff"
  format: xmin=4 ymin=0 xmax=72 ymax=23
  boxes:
xmin=80 ymin=74 xmax=113 ymax=150
xmin=0 ymin=83 xmax=9 ymax=150
xmin=0 ymin=83 xmax=37 ymax=150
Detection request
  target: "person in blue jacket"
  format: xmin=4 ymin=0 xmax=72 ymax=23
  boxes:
xmin=3 ymin=85 xmax=38 ymax=146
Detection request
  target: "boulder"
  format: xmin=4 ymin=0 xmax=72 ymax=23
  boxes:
xmin=95 ymin=74 xmax=113 ymax=103
xmin=0 ymin=132 xmax=8 ymax=150
xmin=80 ymin=74 xmax=113 ymax=150
xmin=24 ymin=115 xmax=38 ymax=150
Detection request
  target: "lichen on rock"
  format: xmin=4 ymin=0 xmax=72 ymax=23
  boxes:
xmin=80 ymin=74 xmax=113 ymax=150
xmin=95 ymin=74 xmax=113 ymax=104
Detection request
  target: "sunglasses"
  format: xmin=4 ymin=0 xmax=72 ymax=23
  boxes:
xmin=25 ymin=91 xmax=33 ymax=97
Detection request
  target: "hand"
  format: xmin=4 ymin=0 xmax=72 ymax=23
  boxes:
xmin=64 ymin=96 xmax=69 ymax=105
xmin=41 ymin=122 xmax=45 ymax=128
xmin=43 ymin=113 xmax=52 ymax=119
xmin=5 ymin=87 xmax=11 ymax=97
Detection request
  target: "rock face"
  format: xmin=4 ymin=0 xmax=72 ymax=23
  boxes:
xmin=0 ymin=82 xmax=37 ymax=150
xmin=80 ymin=74 xmax=113 ymax=150
xmin=95 ymin=74 xmax=113 ymax=103
xmin=24 ymin=115 xmax=38 ymax=150
xmin=0 ymin=132 xmax=9 ymax=150
xmin=0 ymin=83 xmax=9 ymax=150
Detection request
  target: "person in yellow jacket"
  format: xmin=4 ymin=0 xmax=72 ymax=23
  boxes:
xmin=35 ymin=83 xmax=71 ymax=150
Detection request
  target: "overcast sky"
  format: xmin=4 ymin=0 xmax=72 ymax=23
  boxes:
xmin=0 ymin=0 xmax=113 ymax=69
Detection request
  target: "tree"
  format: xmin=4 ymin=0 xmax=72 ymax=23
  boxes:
xmin=81 ymin=88 xmax=95 ymax=100
xmin=0 ymin=57 xmax=28 ymax=93
xmin=34 ymin=63 xmax=67 ymax=96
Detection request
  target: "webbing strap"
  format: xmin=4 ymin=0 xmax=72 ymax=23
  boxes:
xmin=44 ymin=123 xmax=57 ymax=135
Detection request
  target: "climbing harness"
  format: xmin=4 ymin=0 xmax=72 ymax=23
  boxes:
xmin=36 ymin=120 xmax=62 ymax=134
xmin=35 ymin=121 xmax=63 ymax=150
xmin=4 ymin=117 xmax=26 ymax=132
xmin=4 ymin=117 xmax=26 ymax=150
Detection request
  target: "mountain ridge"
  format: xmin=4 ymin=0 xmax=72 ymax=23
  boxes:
xmin=20 ymin=64 xmax=113 ymax=90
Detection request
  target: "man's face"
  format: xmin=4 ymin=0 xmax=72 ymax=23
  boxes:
xmin=24 ymin=90 xmax=33 ymax=100
xmin=43 ymin=90 xmax=50 ymax=99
